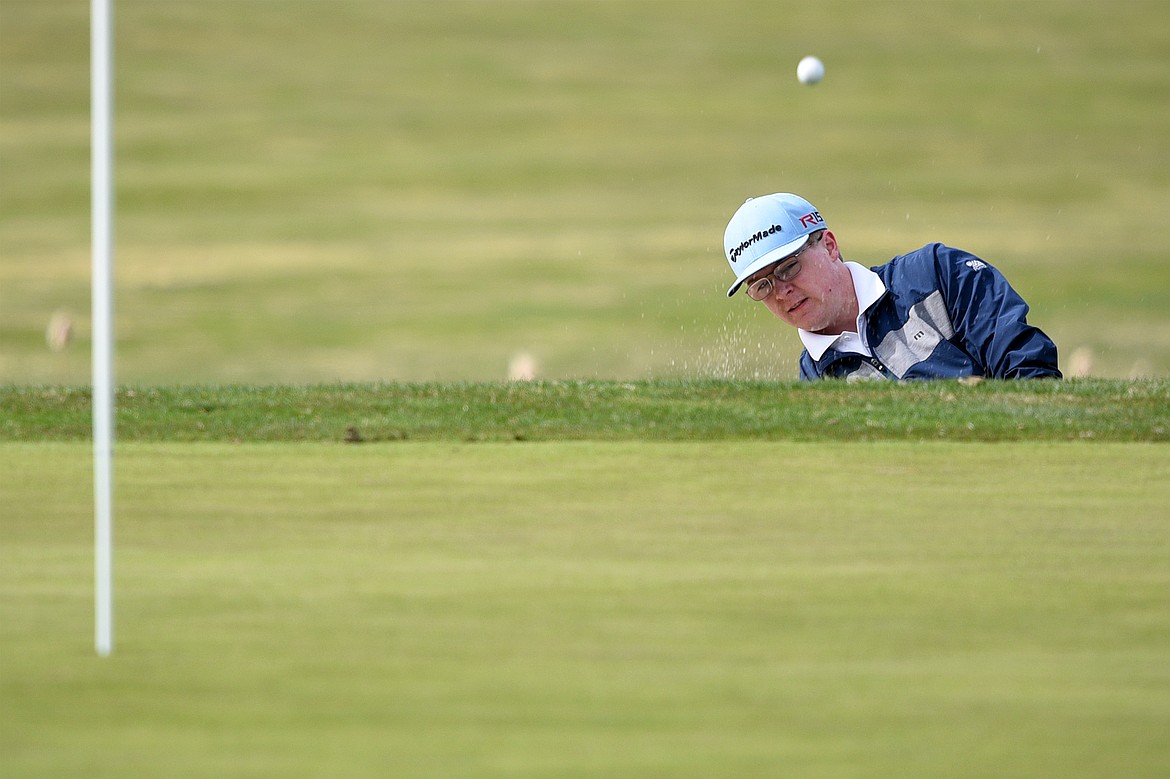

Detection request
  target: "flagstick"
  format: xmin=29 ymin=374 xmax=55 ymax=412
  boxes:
xmin=92 ymin=0 xmax=114 ymax=658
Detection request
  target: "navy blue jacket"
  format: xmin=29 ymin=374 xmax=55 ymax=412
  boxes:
xmin=799 ymin=244 xmax=1061 ymax=381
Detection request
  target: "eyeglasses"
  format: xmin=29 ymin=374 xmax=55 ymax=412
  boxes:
xmin=745 ymin=233 xmax=820 ymax=301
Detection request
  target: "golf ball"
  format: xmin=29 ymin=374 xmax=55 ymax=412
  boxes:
xmin=797 ymin=56 xmax=824 ymax=85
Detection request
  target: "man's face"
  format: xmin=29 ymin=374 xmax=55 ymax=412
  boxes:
xmin=745 ymin=230 xmax=857 ymax=335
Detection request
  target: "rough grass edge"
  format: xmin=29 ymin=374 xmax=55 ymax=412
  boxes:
xmin=2 ymin=378 xmax=1167 ymax=443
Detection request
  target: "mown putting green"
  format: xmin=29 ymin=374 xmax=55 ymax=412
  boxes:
xmin=3 ymin=440 xmax=1167 ymax=778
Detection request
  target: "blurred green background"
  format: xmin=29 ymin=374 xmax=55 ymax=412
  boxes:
xmin=2 ymin=0 xmax=1167 ymax=383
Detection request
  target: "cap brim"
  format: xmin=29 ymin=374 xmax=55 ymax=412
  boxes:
xmin=725 ymin=234 xmax=809 ymax=297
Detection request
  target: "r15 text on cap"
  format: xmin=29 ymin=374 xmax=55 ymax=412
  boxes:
xmin=799 ymin=211 xmax=824 ymax=229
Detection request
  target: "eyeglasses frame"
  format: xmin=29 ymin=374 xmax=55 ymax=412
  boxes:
xmin=744 ymin=231 xmax=823 ymax=301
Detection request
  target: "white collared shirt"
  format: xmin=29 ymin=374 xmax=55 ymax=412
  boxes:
xmin=798 ymin=261 xmax=887 ymax=360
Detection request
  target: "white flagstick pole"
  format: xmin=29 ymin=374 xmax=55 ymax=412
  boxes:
xmin=92 ymin=0 xmax=114 ymax=658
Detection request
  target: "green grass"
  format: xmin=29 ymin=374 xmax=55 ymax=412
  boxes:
xmin=2 ymin=0 xmax=1168 ymax=383
xmin=3 ymin=440 xmax=1169 ymax=778
xmin=2 ymin=2 xmax=1168 ymax=775
xmin=2 ymin=378 xmax=1168 ymax=442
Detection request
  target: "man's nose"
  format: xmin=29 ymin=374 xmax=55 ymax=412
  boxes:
xmin=770 ymin=278 xmax=795 ymax=299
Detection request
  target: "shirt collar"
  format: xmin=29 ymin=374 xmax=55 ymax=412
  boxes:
xmin=798 ymin=262 xmax=886 ymax=360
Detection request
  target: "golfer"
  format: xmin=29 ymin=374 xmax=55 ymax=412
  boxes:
xmin=722 ymin=193 xmax=1062 ymax=380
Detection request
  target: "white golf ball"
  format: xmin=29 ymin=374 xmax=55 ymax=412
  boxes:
xmin=797 ymin=56 xmax=824 ymax=85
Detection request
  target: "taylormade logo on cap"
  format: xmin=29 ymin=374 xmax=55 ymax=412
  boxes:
xmin=722 ymin=193 xmax=826 ymax=297
xmin=729 ymin=224 xmax=786 ymax=264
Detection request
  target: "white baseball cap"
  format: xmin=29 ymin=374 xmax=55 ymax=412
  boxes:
xmin=723 ymin=193 xmax=827 ymax=297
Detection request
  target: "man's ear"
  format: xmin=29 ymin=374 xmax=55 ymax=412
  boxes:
xmin=821 ymin=230 xmax=840 ymax=261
